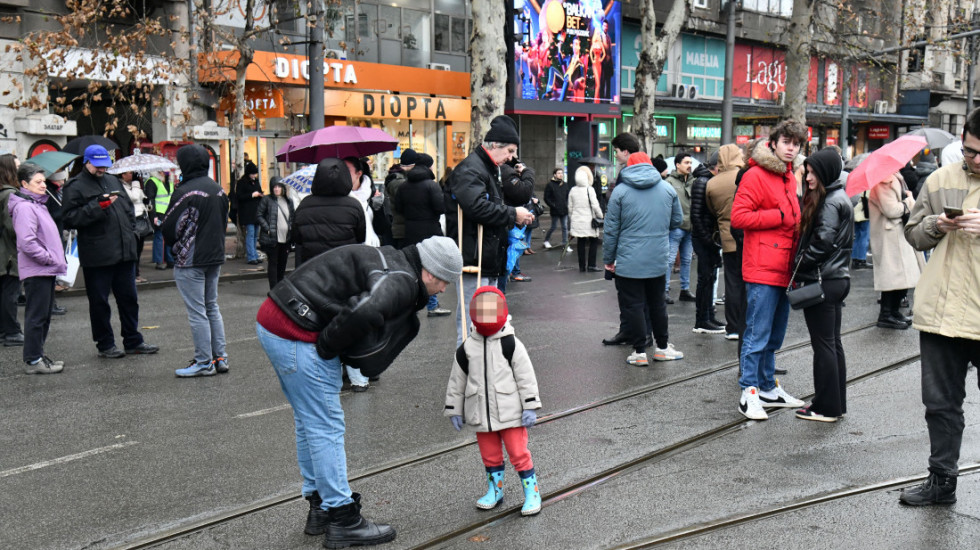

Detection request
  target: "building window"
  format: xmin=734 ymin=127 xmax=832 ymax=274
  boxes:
xmin=693 ymin=0 xmax=709 ymax=9
xmin=741 ymin=0 xmax=792 ymax=17
xmin=434 ymin=14 xmax=468 ymax=54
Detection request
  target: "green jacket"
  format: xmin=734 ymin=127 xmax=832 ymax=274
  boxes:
xmin=665 ymin=170 xmax=692 ymax=232
xmin=0 ymin=184 xmax=19 ymax=277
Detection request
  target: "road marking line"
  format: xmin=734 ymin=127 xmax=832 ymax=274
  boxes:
xmin=569 ymin=289 xmax=607 ymax=297
xmin=235 ymin=404 xmax=292 ymax=418
xmin=573 ymin=278 xmax=607 ymax=285
xmin=0 ymin=441 xmax=138 ymax=479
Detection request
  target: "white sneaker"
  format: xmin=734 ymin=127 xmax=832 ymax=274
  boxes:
xmin=693 ymin=324 xmax=726 ymax=334
xmin=652 ymin=343 xmax=684 ymax=361
xmin=725 ymin=332 xmax=739 ymax=341
xmin=758 ymin=380 xmax=805 ymax=408
xmin=543 ymin=241 xmax=553 ymax=249
xmin=626 ymin=351 xmax=649 ymax=366
xmin=566 ymin=246 xmax=573 ymax=252
xmin=714 ymin=297 xmax=726 ymax=305
xmin=739 ymin=387 xmax=768 ymax=420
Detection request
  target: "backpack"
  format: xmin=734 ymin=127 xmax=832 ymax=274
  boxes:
xmin=454 ymin=334 xmax=515 ymax=374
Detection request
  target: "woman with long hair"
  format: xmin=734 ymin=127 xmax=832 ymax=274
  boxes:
xmin=0 ymin=153 xmax=24 ymax=346
xmin=792 ymin=148 xmax=853 ymax=422
xmin=256 ymin=179 xmax=295 ymax=289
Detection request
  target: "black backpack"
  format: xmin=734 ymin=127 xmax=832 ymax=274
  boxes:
xmin=454 ymin=334 xmax=516 ymax=374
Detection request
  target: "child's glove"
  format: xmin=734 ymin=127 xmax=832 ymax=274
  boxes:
xmin=450 ymin=415 xmax=464 ymax=431
xmin=521 ymin=410 xmax=537 ymax=427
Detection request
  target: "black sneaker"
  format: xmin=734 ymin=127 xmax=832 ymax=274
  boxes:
xmin=98 ymin=346 xmax=126 ymax=359
xmin=678 ymin=290 xmax=696 ymax=302
xmin=664 ymin=293 xmax=675 ymax=305
xmin=50 ymin=305 xmax=67 ymax=316
xmin=876 ymin=316 xmax=910 ymax=330
xmin=125 ymin=342 xmax=160 ymax=354
xmin=899 ymin=472 xmax=957 ymax=506
xmin=602 ymin=333 xmax=628 ymax=346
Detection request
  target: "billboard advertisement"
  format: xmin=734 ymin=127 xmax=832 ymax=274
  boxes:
xmin=513 ymin=0 xmax=621 ymax=106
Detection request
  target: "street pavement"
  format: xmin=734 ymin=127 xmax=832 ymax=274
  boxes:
xmin=1 ymin=234 xmax=978 ymax=550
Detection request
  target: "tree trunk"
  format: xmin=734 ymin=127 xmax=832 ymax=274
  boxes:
xmin=468 ymin=1 xmax=507 ymax=148
xmin=633 ymin=0 xmax=688 ymax=154
xmin=782 ymin=0 xmax=816 ymax=123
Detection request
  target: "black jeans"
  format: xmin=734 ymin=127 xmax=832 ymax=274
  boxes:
xmin=577 ymin=237 xmax=599 ymax=271
xmin=265 ymin=243 xmax=291 ymax=290
xmin=22 ymin=276 xmax=55 ymax=363
xmin=616 ymin=275 xmax=668 ymax=353
xmin=722 ymin=250 xmax=745 ymax=336
xmin=802 ymin=278 xmax=850 ymax=417
xmin=919 ymin=331 xmax=980 ymax=477
xmin=82 ymin=261 xmax=144 ymax=351
xmin=0 ymin=273 xmax=21 ymax=336
xmin=879 ymin=288 xmax=908 ymax=318
xmin=615 ymin=275 xmax=650 ymax=339
xmin=692 ymin=239 xmax=721 ymax=326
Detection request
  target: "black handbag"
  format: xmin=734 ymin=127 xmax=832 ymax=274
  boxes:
xmin=588 ymin=189 xmax=604 ymax=229
xmin=133 ymin=212 xmax=154 ymax=238
xmin=786 ymin=254 xmax=824 ymax=310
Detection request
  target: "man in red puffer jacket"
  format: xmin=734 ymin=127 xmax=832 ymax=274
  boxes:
xmin=731 ymin=120 xmax=808 ymax=421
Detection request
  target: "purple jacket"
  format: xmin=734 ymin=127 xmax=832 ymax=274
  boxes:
xmin=8 ymin=189 xmax=67 ymax=280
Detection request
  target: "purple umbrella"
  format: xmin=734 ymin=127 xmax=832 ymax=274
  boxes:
xmin=276 ymin=126 xmax=398 ymax=163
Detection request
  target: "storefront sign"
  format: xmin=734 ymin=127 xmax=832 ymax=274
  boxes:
xmin=324 ymin=90 xmax=470 ymax=122
xmin=826 ymin=137 xmax=838 ymax=146
xmin=15 ymin=115 xmax=77 ymax=136
xmin=867 ymin=124 xmax=890 ymax=140
xmin=736 ymin=135 xmax=751 ymax=145
xmin=192 ymin=121 xmax=230 ymax=141
xmin=687 ymin=126 xmax=721 ymax=140
xmin=219 ymin=86 xmax=284 ymax=118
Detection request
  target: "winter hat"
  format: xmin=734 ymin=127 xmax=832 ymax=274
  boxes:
xmin=705 ymin=150 xmax=720 ymax=168
xmin=651 ymin=157 xmax=668 ymax=174
xmin=484 ymin=115 xmax=520 ymax=145
xmin=244 ymin=161 xmax=259 ymax=175
xmin=627 ymin=152 xmax=652 ymax=166
xmin=400 ymin=148 xmax=419 ymax=166
xmin=804 ymin=147 xmax=843 ymax=188
xmin=418 ymin=153 xmax=434 ymax=168
xmin=417 ymin=236 xmax=463 ymax=283
xmin=575 ymin=165 xmax=593 ymax=186
xmin=470 ymin=286 xmax=508 ymax=337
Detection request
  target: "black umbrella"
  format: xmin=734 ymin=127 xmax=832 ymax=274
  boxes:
xmin=577 ymin=155 xmax=611 ymax=166
xmin=62 ymin=135 xmax=119 ymax=155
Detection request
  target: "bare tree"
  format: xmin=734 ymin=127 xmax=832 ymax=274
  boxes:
xmin=468 ymin=1 xmax=507 ymax=147
xmin=633 ymin=0 xmax=689 ymax=154
xmin=782 ymin=0 xmax=817 ymax=123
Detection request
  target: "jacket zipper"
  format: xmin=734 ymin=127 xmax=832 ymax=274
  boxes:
xmin=483 ymin=338 xmax=492 ymax=432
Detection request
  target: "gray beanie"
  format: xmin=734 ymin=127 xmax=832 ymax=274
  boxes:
xmin=417 ymin=236 xmax=463 ymax=283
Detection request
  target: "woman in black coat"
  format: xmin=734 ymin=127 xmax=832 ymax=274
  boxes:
xmin=257 ymin=179 xmax=295 ymax=289
xmin=292 ymin=158 xmax=364 ymax=265
xmin=236 ymin=162 xmax=263 ymax=264
xmin=395 ymin=160 xmax=445 ymax=246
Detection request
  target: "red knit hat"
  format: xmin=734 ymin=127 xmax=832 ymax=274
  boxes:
xmin=469 ymin=286 xmax=508 ymax=337
xmin=627 ymin=152 xmax=652 ymax=166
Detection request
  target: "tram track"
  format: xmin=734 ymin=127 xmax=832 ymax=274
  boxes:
xmin=119 ymin=321 xmax=886 ymax=549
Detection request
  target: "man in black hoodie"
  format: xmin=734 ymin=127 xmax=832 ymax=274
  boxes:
xmin=162 ymin=144 xmax=230 ymax=377
xmin=689 ymin=152 xmax=725 ymax=334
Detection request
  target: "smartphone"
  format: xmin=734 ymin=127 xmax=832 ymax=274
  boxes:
xmin=943 ymin=205 xmax=963 ymax=219
xmin=108 ymin=190 xmax=121 ymax=196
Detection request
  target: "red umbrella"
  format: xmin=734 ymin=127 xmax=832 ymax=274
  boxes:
xmin=276 ymin=126 xmax=398 ymax=163
xmin=845 ymin=135 xmax=928 ymax=197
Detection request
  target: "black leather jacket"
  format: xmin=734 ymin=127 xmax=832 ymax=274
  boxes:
xmin=794 ymin=181 xmax=854 ymax=283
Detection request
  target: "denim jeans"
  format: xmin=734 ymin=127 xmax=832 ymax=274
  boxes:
xmin=152 ymin=228 xmax=173 ymax=265
xmin=346 ymin=365 xmax=369 ymax=386
xmin=426 ymin=294 xmax=440 ymax=311
xmin=456 ymin=274 xmax=491 ymax=347
xmin=174 ymin=266 xmax=226 ymax=364
xmin=256 ymin=324 xmax=354 ymax=509
xmin=544 ymin=215 xmax=569 ymax=245
xmin=666 ymin=228 xmax=693 ymax=291
xmin=738 ymin=283 xmax=790 ymax=392
xmin=852 ymin=220 xmax=869 ymax=261
xmin=245 ymin=224 xmax=259 ymax=262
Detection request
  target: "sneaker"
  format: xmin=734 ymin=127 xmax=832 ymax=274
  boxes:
xmin=25 ymin=357 xmax=63 ymax=375
xmin=50 ymin=305 xmax=67 ymax=315
xmin=652 ymin=343 xmax=684 ymax=361
xmin=664 ymin=294 xmax=675 ymax=305
xmin=510 ymin=273 xmax=532 ymax=282
xmin=693 ymin=323 xmax=726 ymax=334
xmin=3 ymin=333 xmax=24 ymax=346
xmin=725 ymin=332 xmax=740 ymax=341
xmin=795 ymin=406 xmax=837 ymax=423
xmin=43 ymin=356 xmax=65 ymax=369
xmin=351 ymin=384 xmax=369 ymax=392
xmin=565 ymin=246 xmax=573 ymax=252
xmin=899 ymin=472 xmax=957 ymax=506
xmin=543 ymin=241 xmax=553 ymax=249
xmin=739 ymin=387 xmax=768 ymax=420
xmin=125 ymin=342 xmax=160 ymax=354
xmin=213 ymin=357 xmax=229 ymax=374
xmin=176 ymin=360 xmax=216 ymax=378
xmin=678 ymin=289 xmax=696 ymax=302
xmin=155 ymin=263 xmax=167 ymax=270
xmin=758 ymin=380 xmax=805 ymax=408
xmin=714 ymin=297 xmax=726 ymax=305
xmin=427 ymin=307 xmax=452 ymax=317
xmin=626 ymin=351 xmax=649 ymax=366
xmin=98 ymin=346 xmax=126 ymax=359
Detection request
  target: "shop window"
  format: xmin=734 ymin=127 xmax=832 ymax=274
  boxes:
xmin=435 ymin=14 xmax=451 ymax=52
xmin=742 ymin=0 xmax=792 ymax=17
xmin=451 ymin=17 xmax=467 ymax=53
xmin=402 ymin=9 xmax=431 ymax=67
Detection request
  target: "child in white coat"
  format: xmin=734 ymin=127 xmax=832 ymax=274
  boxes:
xmin=445 ymin=286 xmax=543 ymax=515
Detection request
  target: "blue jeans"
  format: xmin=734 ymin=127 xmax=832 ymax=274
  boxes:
xmin=456 ymin=274 xmax=491 ymax=347
xmin=426 ymin=294 xmax=440 ymax=311
xmin=174 ymin=265 xmax=226 ymax=364
xmin=245 ymin=224 xmax=259 ymax=262
xmin=346 ymin=365 xmax=369 ymax=386
xmin=739 ymin=283 xmax=790 ymax=392
xmin=852 ymin=220 xmax=869 ymax=261
xmin=666 ymin=228 xmax=693 ymax=291
xmin=152 ymin=228 xmax=173 ymax=265
xmin=544 ymin=215 xmax=569 ymax=245
xmin=256 ymin=324 xmax=354 ymax=509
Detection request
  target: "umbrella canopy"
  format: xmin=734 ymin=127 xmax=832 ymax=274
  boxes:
xmin=845 ymin=135 xmax=927 ymax=197
xmin=577 ymin=155 xmax=611 ymax=166
xmin=27 ymin=151 xmax=80 ymax=177
xmin=107 ymin=152 xmax=178 ymax=175
xmin=941 ymin=139 xmax=964 ymax=167
xmin=907 ymin=128 xmax=957 ymax=151
xmin=276 ymin=126 xmax=397 ymax=163
xmin=280 ymin=164 xmax=317 ymax=195
xmin=62 ymin=135 xmax=119 ymax=155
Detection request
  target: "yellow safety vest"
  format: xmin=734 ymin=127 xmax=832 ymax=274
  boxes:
xmin=149 ymin=176 xmax=171 ymax=214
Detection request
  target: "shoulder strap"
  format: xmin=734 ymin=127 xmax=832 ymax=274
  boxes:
xmin=455 ymin=344 xmax=469 ymax=374
xmin=455 ymin=334 xmax=515 ymax=375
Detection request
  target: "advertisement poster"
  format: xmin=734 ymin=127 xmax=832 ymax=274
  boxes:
xmin=513 ymin=0 xmax=621 ymax=105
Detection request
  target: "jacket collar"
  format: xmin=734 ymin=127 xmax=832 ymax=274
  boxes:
xmin=750 ymin=141 xmax=789 ymax=175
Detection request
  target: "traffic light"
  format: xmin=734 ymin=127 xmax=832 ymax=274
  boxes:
xmin=847 ymin=123 xmax=858 ymax=144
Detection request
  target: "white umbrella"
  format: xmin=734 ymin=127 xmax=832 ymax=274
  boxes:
xmin=107 ymin=152 xmax=177 ymax=175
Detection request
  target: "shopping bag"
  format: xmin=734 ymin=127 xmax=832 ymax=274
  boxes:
xmin=57 ymin=231 xmax=80 ymax=288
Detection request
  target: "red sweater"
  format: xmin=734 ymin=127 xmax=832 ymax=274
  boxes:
xmin=256 ymin=297 xmax=318 ymax=343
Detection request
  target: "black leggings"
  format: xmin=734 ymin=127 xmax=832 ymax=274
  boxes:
xmin=576 ymin=237 xmax=598 ymax=270
xmin=265 ymin=243 xmax=291 ymax=289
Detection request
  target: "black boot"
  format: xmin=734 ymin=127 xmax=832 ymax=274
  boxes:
xmin=323 ymin=497 xmax=396 ymax=549
xmin=899 ymin=472 xmax=957 ymax=506
xmin=877 ymin=293 xmax=908 ymax=330
xmin=305 ymin=491 xmax=329 ymax=535
xmin=602 ymin=333 xmax=628 ymax=346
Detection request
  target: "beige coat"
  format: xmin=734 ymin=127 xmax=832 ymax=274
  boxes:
xmin=568 ymin=166 xmax=603 ymax=238
xmin=869 ymin=175 xmax=923 ymax=291
xmin=905 ymin=162 xmax=980 ymax=340
xmin=444 ymin=320 xmax=541 ymax=432
xmin=705 ymin=144 xmax=745 ymax=253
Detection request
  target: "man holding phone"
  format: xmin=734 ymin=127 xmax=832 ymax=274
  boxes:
xmin=62 ymin=145 xmax=159 ymax=359
xmin=901 ymin=108 xmax=980 ymax=506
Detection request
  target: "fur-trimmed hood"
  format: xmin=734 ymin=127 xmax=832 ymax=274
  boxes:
xmin=750 ymin=140 xmax=790 ymax=175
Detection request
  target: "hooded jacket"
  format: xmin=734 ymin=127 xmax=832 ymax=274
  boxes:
xmin=665 ymin=169 xmax=693 ymax=231
xmin=292 ymin=158 xmax=365 ymax=263
xmin=689 ymin=163 xmax=718 ymax=246
xmin=567 ymin=166 xmax=603 ymax=239
xmin=543 ymin=176 xmax=570 ymax=216
xmin=444 ymin=319 xmax=542 ymax=432
xmin=8 ymin=189 xmax=67 ymax=279
xmin=395 ymin=165 xmax=445 ymax=246
xmin=602 ymin=162 xmax=683 ymax=278
xmin=705 ymin=144 xmax=745 ymax=253
xmin=256 ymin=192 xmax=295 ymax=249
xmin=62 ymin=168 xmax=139 ymax=268
xmin=235 ymin=169 xmax=263 ymax=226
xmin=731 ymin=140 xmax=801 ymax=287
xmin=794 ymin=178 xmax=853 ymax=283
xmin=162 ymin=145 xmax=230 ymax=268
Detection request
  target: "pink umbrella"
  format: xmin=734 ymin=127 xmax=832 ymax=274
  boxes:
xmin=846 ymin=135 xmax=928 ymax=197
xmin=276 ymin=126 xmax=398 ymax=163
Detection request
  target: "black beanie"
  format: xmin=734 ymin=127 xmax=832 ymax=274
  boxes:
xmin=651 ymin=158 xmax=668 ymax=174
xmin=484 ymin=115 xmax=520 ymax=145
xmin=418 ymin=153 xmax=434 ymax=168
xmin=804 ymin=148 xmax=843 ymax=189
xmin=400 ymin=148 xmax=419 ymax=166
xmin=244 ymin=161 xmax=259 ymax=175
